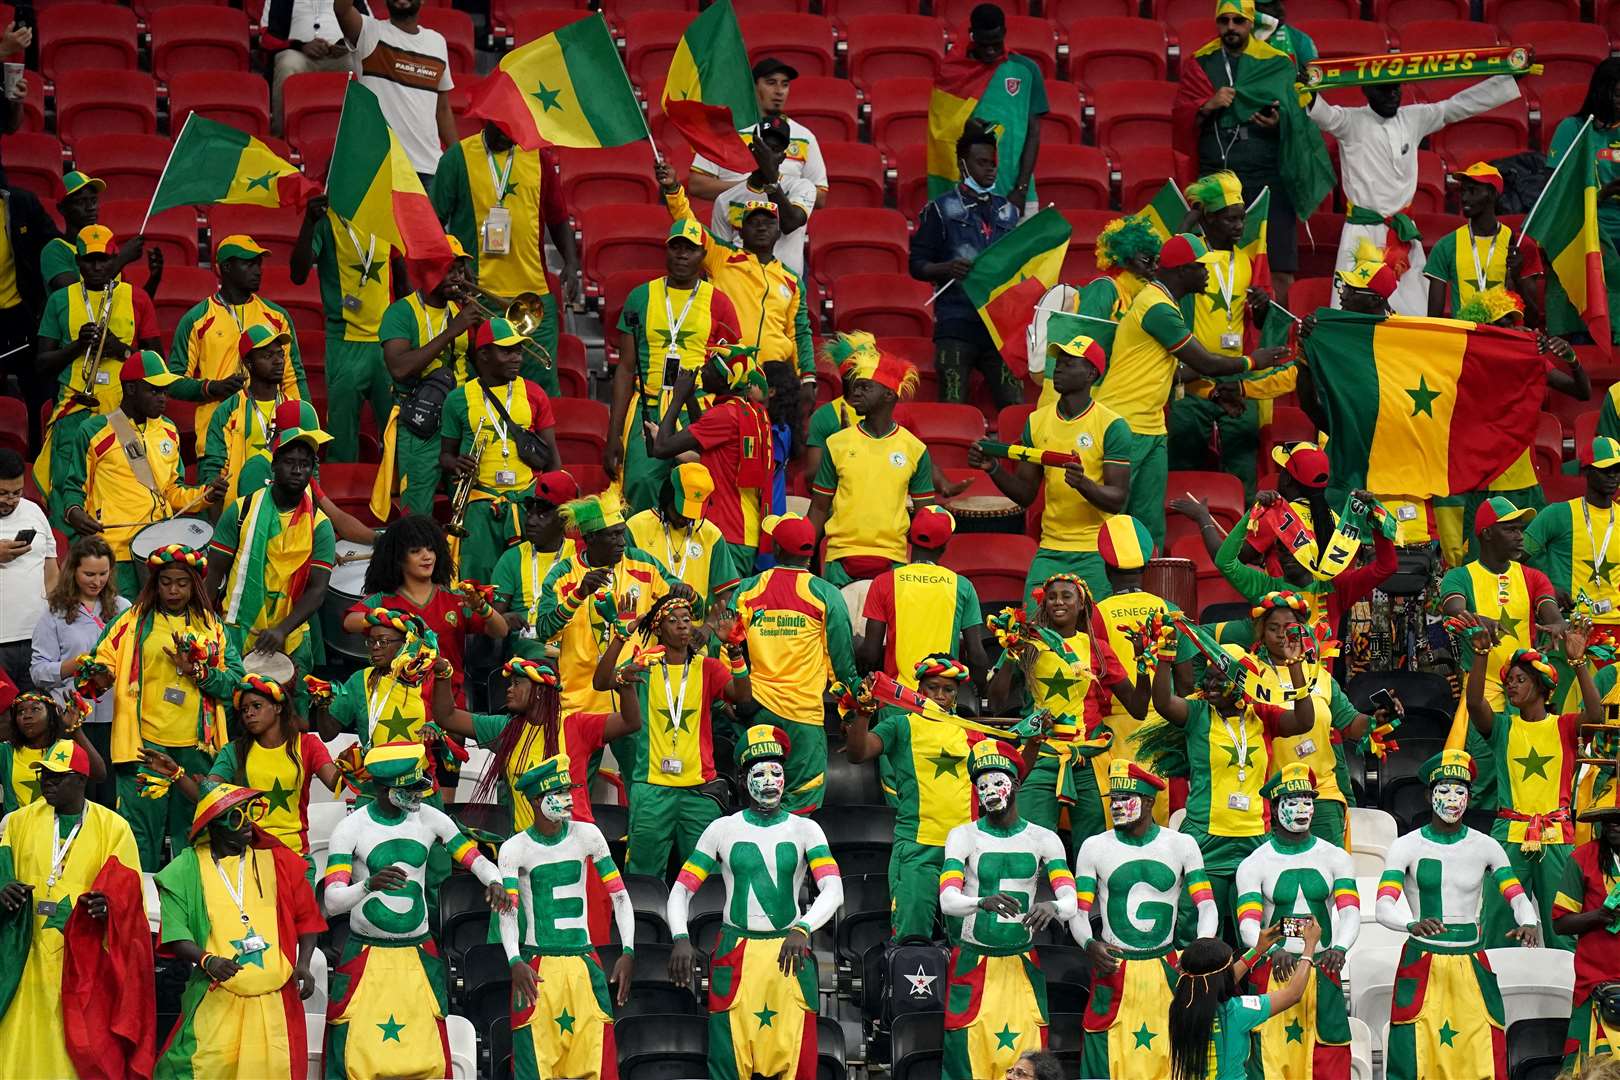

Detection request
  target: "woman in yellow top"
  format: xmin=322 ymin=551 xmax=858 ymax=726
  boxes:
xmin=988 ymin=573 xmax=1142 ymax=845
xmin=0 ymin=692 xmax=107 ymax=817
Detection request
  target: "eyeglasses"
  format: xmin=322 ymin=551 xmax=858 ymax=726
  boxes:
xmin=218 ymin=801 xmax=267 ymax=829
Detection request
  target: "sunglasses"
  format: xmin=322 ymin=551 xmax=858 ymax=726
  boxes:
xmin=218 ymin=802 xmax=267 ymax=829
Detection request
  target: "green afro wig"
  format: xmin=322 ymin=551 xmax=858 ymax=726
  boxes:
xmin=1455 ymin=286 xmax=1525 ymax=326
xmin=820 ymin=331 xmax=879 ymax=377
xmin=1096 ymin=215 xmax=1163 ymax=272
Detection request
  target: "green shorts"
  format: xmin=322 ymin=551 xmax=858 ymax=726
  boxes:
xmin=1121 ymin=430 xmax=1169 ymax=549
xmin=1023 ymin=548 xmax=1109 ymax=613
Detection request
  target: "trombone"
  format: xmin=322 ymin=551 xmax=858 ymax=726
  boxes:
xmin=446 ymin=417 xmax=488 ymax=539
xmin=454 ymin=284 xmax=553 ymax=369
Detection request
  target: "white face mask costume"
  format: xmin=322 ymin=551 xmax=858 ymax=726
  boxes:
xmin=746 ymin=760 xmax=785 ymax=811
xmin=1277 ymin=794 xmax=1315 ymax=834
xmin=1432 ymin=781 xmax=1470 ymax=824
xmin=1110 ymin=794 xmax=1143 ymax=828
xmin=539 ymin=793 xmax=572 ymax=823
xmin=975 ymin=771 xmax=1014 ymax=814
xmin=388 ymin=786 xmax=424 ymax=814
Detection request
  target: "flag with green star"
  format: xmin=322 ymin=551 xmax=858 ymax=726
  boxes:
xmin=660 ymin=0 xmax=758 ymax=172
xmin=958 ymin=207 xmax=1073 ymax=379
xmin=465 ymin=13 xmax=645 ymax=152
xmin=1301 ymin=309 xmax=1549 ymax=498
xmin=149 ymin=114 xmax=319 ymax=217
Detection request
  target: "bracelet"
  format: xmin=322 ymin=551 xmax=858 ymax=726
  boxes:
xmin=1572 ymin=656 xmax=1591 ymax=669
xmin=984 ymin=459 xmax=1000 ymax=476
xmin=1241 ymin=354 xmax=1255 ymax=372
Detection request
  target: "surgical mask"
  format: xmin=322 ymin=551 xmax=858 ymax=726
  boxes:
xmin=539 ymin=793 xmax=572 ymax=823
xmin=959 ymin=166 xmax=995 ymax=196
xmin=975 ymin=771 xmax=1014 ymax=814
xmin=746 ymin=761 xmax=785 ymax=810
xmin=388 ymin=787 xmax=423 ymax=814
xmin=1432 ymin=782 xmax=1469 ymax=824
xmin=1277 ymin=795 xmax=1315 ymax=834
xmin=1110 ymin=795 xmax=1142 ymax=828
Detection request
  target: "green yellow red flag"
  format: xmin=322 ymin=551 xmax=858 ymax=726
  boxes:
xmin=466 ymin=13 xmax=645 ymax=152
xmin=959 ymin=207 xmax=1072 ymax=378
xmin=1301 ymin=309 xmax=1547 ymax=498
xmin=1525 ymin=115 xmax=1610 ymax=358
xmin=146 ymin=115 xmax=318 ymax=219
xmin=925 ymin=53 xmax=998 ymax=200
xmin=1239 ymin=186 xmax=1272 ymax=291
xmin=663 ymin=0 xmax=757 ymax=128
xmin=1137 ymin=180 xmax=1192 ymax=241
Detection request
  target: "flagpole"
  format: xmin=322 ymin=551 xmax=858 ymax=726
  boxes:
xmin=926 ymin=279 xmax=955 ymax=306
xmin=1517 ymin=114 xmax=1592 ymax=250
xmin=639 ymin=99 xmax=663 ymax=167
xmin=1268 ymin=299 xmax=1301 ymax=323
xmin=140 ymin=112 xmax=192 ymax=233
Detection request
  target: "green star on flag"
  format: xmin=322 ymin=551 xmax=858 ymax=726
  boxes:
xmin=1497 ymin=611 xmax=1522 ymax=640
xmin=1132 ymin=1022 xmax=1157 ymax=1048
xmin=926 ymin=750 xmax=965 ymax=778
xmin=555 ymin=1008 xmax=576 ymax=1033
xmin=41 ymin=894 xmax=72 ymax=934
xmin=994 ymin=1023 xmax=1020 ymax=1050
xmin=1285 ymin=1018 xmax=1305 ymax=1043
xmin=378 ymin=706 xmax=417 ymax=742
xmin=378 ymin=1014 xmax=405 ymax=1042
xmin=1438 ymin=1019 xmax=1458 ymax=1047
xmin=1407 ymin=375 xmax=1441 ymax=417
xmin=348 ymin=259 xmax=384 ymax=286
xmin=1516 ymin=746 xmax=1555 ymax=781
xmin=231 ymin=933 xmax=267 ymax=968
xmin=531 ymin=83 xmax=563 ymax=112
xmin=243 ymin=170 xmax=276 ymax=192
xmin=663 ymin=701 xmax=700 ymax=733
xmin=264 ymin=778 xmax=296 ymax=814
xmin=755 ymin=1006 xmax=777 ymax=1028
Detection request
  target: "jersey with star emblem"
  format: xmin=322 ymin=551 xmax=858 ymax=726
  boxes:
xmin=0 ymin=743 xmax=47 ymax=816
xmin=1524 ymin=495 xmax=1620 ymax=626
xmin=614 ymin=277 xmax=739 ymax=431
xmin=619 ymin=655 xmax=729 ymax=788
xmin=1182 ymin=244 xmax=1255 ymax=359
xmin=326 ymin=665 xmax=437 ymax=753
xmin=1440 ymin=559 xmax=1557 ymax=714
xmin=1021 ymin=399 xmax=1133 ymax=551
xmin=872 ymin=705 xmax=982 ymax=846
xmin=1180 ymin=698 xmax=1279 ymax=846
xmin=206 ymin=733 xmax=333 ymax=856
xmin=378 ymin=291 xmax=473 ymax=389
xmin=1487 ymin=707 xmax=1580 ymax=845
xmin=429 ymin=133 xmax=564 ymax=300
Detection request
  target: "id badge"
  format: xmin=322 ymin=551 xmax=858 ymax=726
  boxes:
xmin=482 ymin=206 xmax=512 ymax=255
xmin=342 ymin=293 xmax=363 ymax=312
xmin=1295 ymin=738 xmax=1317 ymax=758
xmin=241 ymin=933 xmax=267 ymax=954
xmin=163 ymin=686 xmax=187 ymax=706
xmin=94 ymin=371 xmax=110 ymax=385
xmin=1595 ymin=599 xmax=1614 ymax=616
xmin=1227 ymin=792 xmax=1251 ymax=812
xmin=495 ymin=469 xmax=517 ymax=486
xmin=1396 ymin=504 xmax=1418 ymax=521
xmin=35 ymin=900 xmax=57 ymax=918
xmin=1220 ymin=332 xmax=1242 ymax=351
xmin=659 ymin=756 xmax=684 ymax=776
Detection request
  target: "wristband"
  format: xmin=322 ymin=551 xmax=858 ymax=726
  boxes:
xmin=1241 ymin=354 xmax=1255 ymax=372
xmin=671 ymin=932 xmax=689 ymax=942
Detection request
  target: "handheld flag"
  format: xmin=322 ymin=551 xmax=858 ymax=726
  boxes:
xmin=1524 ymin=115 xmax=1610 ymax=358
xmin=1240 ymin=186 xmax=1272 ymax=292
xmin=1138 ymin=179 xmax=1192 ymax=241
xmin=147 ymin=114 xmax=319 ymax=221
xmin=466 ymin=13 xmax=645 ymax=152
xmin=662 ymin=0 xmax=757 ymax=171
xmin=959 ymin=208 xmax=1072 ymax=378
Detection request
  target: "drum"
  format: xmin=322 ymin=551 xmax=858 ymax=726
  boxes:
xmin=1143 ymin=557 xmax=1198 ymax=616
xmin=129 ymin=517 xmax=214 ymax=586
xmin=946 ymin=494 xmax=1023 ymax=535
xmin=242 ymin=649 xmax=296 ymax=686
xmin=322 ymin=540 xmax=373 ymax=662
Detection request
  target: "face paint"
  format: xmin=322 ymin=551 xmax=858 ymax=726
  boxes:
xmin=746 ymin=761 xmax=785 ymax=810
xmin=1277 ymin=795 xmax=1315 ymax=834
xmin=1432 ymin=781 xmax=1469 ymax=824
xmin=539 ymin=793 xmax=572 ymax=823
xmin=388 ymin=787 xmax=424 ymax=814
xmin=975 ymin=771 xmax=1014 ymax=814
xmin=1111 ymin=794 xmax=1142 ymax=827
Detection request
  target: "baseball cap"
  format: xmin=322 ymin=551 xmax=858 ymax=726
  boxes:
xmin=763 ymin=512 xmax=816 ymax=556
xmin=270 ymin=399 xmax=333 ymax=453
xmin=909 ymin=505 xmax=956 ymax=550
xmin=1474 ymin=495 xmax=1536 ymax=536
xmin=121 ymin=349 xmax=182 ymax=387
xmin=752 ymin=57 xmax=799 ymax=81
xmin=75 ymin=224 xmax=117 ymax=257
xmin=61 ymin=171 xmax=105 ymax=199
xmin=668 ymin=218 xmax=707 ymax=248
xmin=215 ymin=234 xmax=269 ymax=263
xmin=447 ymin=234 xmax=470 ymax=259
xmin=1591 ymin=436 xmax=1620 ymax=469
xmin=1450 ymin=161 xmax=1504 ymax=195
xmin=755 ymin=114 xmax=792 ymax=148
xmin=33 ymin=738 xmax=90 ymax=777
xmin=1271 ymin=442 xmax=1331 ymax=489
xmin=1047 ymin=333 xmax=1107 ymax=379
xmin=238 ymin=323 xmax=291 ymax=358
xmin=473 ymin=316 xmax=528 ymax=349
xmin=190 ymin=782 xmax=267 ymax=838
xmin=1159 ymin=233 xmax=1209 ymax=269
xmin=534 ymin=470 xmax=580 ymax=506
xmin=671 ymin=461 xmax=714 ymax=520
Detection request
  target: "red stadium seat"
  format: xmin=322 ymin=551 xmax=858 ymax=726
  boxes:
xmin=207 ymin=204 xmax=304 ymax=265
xmin=733 ymin=0 xmax=809 ymax=12
xmin=56 ymin=71 xmax=157 ymax=144
xmin=1425 ymin=92 xmax=1530 ymax=165
xmin=739 ymin=14 xmax=837 ymax=79
xmin=555 ymin=333 xmax=590 ymax=399
xmin=1412 ymin=149 xmax=1448 ymax=215
xmin=844 ymin=15 xmax=946 ymax=89
xmin=1516 ymin=22 xmax=1610 ymax=99
xmin=169 ymin=71 xmax=271 ymax=140
xmin=1396 ymin=19 xmax=1500 ymax=55
xmin=0 ymin=396 xmax=25 ymax=459
xmin=1288 ymin=277 xmax=1333 ymax=315
xmin=1118 ymin=146 xmax=1191 ymax=216
xmin=1150 ymin=0 xmax=1214 ymax=22
xmin=831 ymin=273 xmax=932 ymax=337
xmin=418 ymin=7 xmax=476 ymax=74
xmin=1 ymin=132 xmax=64 ymax=205
xmin=130 ymin=0 xmax=229 ymax=16
xmin=490 ymin=0 xmax=587 ymax=37
xmin=1034 ymin=144 xmax=1111 ymax=211
xmin=1168 ymin=470 xmax=1245 ymax=529
xmin=999 ymin=16 xmax=1060 ymax=83
xmin=996 ymin=403 xmax=1035 ymax=443
xmin=11 ymin=75 xmax=42 ymax=135
xmin=578 ymin=204 xmax=674 ymax=291
xmin=297 ymin=137 xmax=337 ymax=181
xmin=1369 ymin=0 xmax=1468 ymax=30
xmin=1481 ymin=0 xmax=1580 ymax=34
xmin=821 ymin=141 xmax=886 ymax=208
xmin=941 ymin=533 xmax=1037 ymax=609
xmin=1279 ymin=0 xmax=1359 ymax=15
xmin=891 ymin=142 xmax=931 ymax=220
xmin=567 ymin=462 xmax=611 ymax=496
xmin=555 ymin=145 xmax=661 ymax=215
xmin=1060 ymin=209 xmax=1119 ymax=285
xmin=1603 ymin=0 xmax=1620 ymax=48
xmin=281 ymin=72 xmax=350 ymax=157
xmin=867 ymin=77 xmax=934 ymax=155
xmin=1295 ymin=19 xmax=1390 ymax=60
xmin=297 ymin=329 xmax=325 ymax=376
xmin=821 ymin=0 xmax=910 ymax=26
xmin=150 ymin=5 xmax=251 ymax=83
xmin=1091 ymin=80 xmax=1178 ymax=157
xmin=258 ymin=269 xmax=324 ymax=332
xmin=1258 ymin=405 xmax=1318 ymax=466
xmin=552 ymin=399 xmax=610 ymax=464
xmin=809 ymin=208 xmax=910 ymax=292
xmin=876 ymin=336 xmax=935 ymax=372
xmin=1297 ymin=211 xmax=1344 ymax=278
xmin=785 ymin=76 xmax=860 ymax=145
xmin=621 ymin=11 xmax=692 ymax=90
xmin=1535 ymin=83 xmax=1591 ymax=150
xmin=600 ymin=0 xmax=697 ymax=26
xmin=895 ymin=402 xmax=986 ymax=468
xmin=38 ymin=4 xmax=138 ymax=82
xmin=1039 ymin=81 xmax=1084 ymax=146
xmin=1534 ymin=412 xmax=1564 ymax=481
xmin=933 ymin=0 xmax=1026 ymax=24
xmin=153 ymin=266 xmax=219 ymax=338
xmin=1068 ymin=18 xmax=1168 ymax=93
xmin=597 ymin=269 xmax=661 ymax=359
xmin=100 ymin=199 xmax=199 ymax=275
xmin=507 ymin=7 xmax=593 ymax=46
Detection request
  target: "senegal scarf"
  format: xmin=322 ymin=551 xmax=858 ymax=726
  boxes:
xmin=1248 ymin=491 xmax=1394 ymax=582
xmin=219 ymin=486 xmax=316 ymax=641
xmin=99 ymin=606 xmax=230 ymax=764
xmin=1168 ymin=612 xmax=1331 ymax=709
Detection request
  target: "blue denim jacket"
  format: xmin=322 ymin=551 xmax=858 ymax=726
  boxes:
xmin=909 ymin=188 xmax=1021 ymax=338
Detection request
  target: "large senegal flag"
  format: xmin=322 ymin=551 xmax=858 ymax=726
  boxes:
xmin=1137 ymin=179 xmax=1191 ymax=240
xmin=662 ymin=0 xmax=757 ymax=171
xmin=147 ymin=115 xmax=318 ymax=218
xmin=926 ymin=47 xmax=1037 ymax=200
xmin=1302 ymin=310 xmax=1547 ymax=499
xmin=466 ymin=13 xmax=644 ymax=152
xmin=960 ymin=207 xmax=1071 ymax=378
xmin=1525 ymin=115 xmax=1611 ymax=358
xmin=328 ymin=82 xmax=453 ymax=277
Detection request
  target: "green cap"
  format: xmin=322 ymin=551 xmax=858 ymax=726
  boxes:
xmin=515 ymin=754 xmax=575 ymax=798
xmin=62 ymin=171 xmax=105 ymax=199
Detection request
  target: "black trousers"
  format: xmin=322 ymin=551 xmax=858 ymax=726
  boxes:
xmin=0 ymin=302 xmax=42 ymax=452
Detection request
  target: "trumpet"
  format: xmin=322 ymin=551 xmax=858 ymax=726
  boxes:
xmin=73 ymin=285 xmax=116 ymax=407
xmin=454 ymin=284 xmax=553 ymax=369
xmin=447 ymin=417 xmax=488 ymax=539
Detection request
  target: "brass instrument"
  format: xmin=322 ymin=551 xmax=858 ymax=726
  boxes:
xmin=73 ymin=284 xmax=116 ymax=407
xmin=456 ymin=285 xmax=553 ymax=369
xmin=446 ymin=417 xmax=488 ymax=539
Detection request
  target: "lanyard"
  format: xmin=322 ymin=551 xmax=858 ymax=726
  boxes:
xmin=213 ymin=853 xmax=253 ymax=926
xmin=1467 ymin=225 xmax=1501 ymax=295
xmin=1210 ymin=250 xmax=1238 ymax=322
xmin=1582 ymin=499 xmax=1617 ymax=585
xmin=214 ymin=294 xmax=247 ymax=334
xmin=662 ymin=282 xmax=699 ymax=363
xmin=662 ymin=518 xmax=691 ymax=581
xmin=485 ymin=145 xmax=516 ymax=206
xmin=47 ymin=817 xmax=82 ymax=888
xmin=660 ymin=658 xmax=693 ymax=732
xmin=249 ymin=396 xmax=277 ymax=447
xmin=79 ymin=285 xmax=111 ymax=325
xmin=366 ymin=673 xmax=405 ymax=742
xmin=342 ymin=219 xmax=378 ymax=289
xmin=480 ymin=381 xmax=516 ymax=459
xmin=421 ymin=294 xmax=451 ymax=362
xmin=1215 ymin=707 xmax=1252 ymax=783
xmin=1214 ymin=54 xmax=1242 ymax=166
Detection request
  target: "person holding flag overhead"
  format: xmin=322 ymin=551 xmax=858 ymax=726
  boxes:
xmin=667 ymin=723 xmax=844 ymax=1080
xmin=497 ymin=753 xmax=635 ymax=1080
xmin=152 ymin=782 xmax=323 ymax=1080
xmin=859 ymin=506 xmax=988 ymax=684
xmin=198 ymin=325 xmax=296 ymax=507
xmin=626 ymin=462 xmax=739 ymax=608
xmin=41 ymin=172 xmax=160 ymax=297
xmin=0 ymin=737 xmax=151 ymax=1080
xmin=334 ymin=0 xmax=454 ymax=180
xmin=938 ymin=739 xmax=1076 ymax=1079
xmin=1526 ymin=436 xmax=1620 ymax=636
xmin=322 ymin=742 xmax=508 ymax=1079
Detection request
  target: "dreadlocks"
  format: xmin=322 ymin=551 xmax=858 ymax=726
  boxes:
xmin=471 ymin=660 xmax=564 ymax=808
xmin=635 ymin=592 xmax=696 ymax=642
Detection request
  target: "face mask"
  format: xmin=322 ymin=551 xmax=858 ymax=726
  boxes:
xmin=1432 ymin=782 xmax=1469 ymax=824
xmin=1277 ymin=795 xmax=1315 ymax=834
xmin=388 ymin=787 xmax=423 ymax=814
xmin=975 ymin=771 xmax=1014 ymax=814
xmin=959 ymin=166 xmax=995 ymax=196
xmin=746 ymin=761 xmax=785 ymax=810
xmin=539 ymin=793 xmax=572 ymax=823
xmin=1111 ymin=795 xmax=1142 ymax=828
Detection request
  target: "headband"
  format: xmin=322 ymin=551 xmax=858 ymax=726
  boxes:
xmin=1031 ymin=573 xmax=1090 ymax=607
xmin=1501 ymin=648 xmax=1558 ymax=694
xmin=914 ymin=655 xmax=971 ymax=683
xmin=13 ymin=690 xmax=54 ymax=712
xmin=502 ymin=656 xmax=560 ymax=687
xmin=1251 ymin=590 xmax=1311 ymax=620
xmin=233 ymin=674 xmax=286 ymax=708
xmin=146 ymin=543 xmax=206 ymax=570
xmin=365 ymin=608 xmax=425 ymax=637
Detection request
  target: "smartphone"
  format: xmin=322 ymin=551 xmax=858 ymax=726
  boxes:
xmin=13 ymin=529 xmax=34 ymax=545
xmin=1280 ymin=916 xmax=1309 ymax=938
xmin=1370 ymin=688 xmax=1398 ymax=714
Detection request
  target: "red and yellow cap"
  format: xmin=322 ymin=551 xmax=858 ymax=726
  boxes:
xmin=1450 ymin=161 xmax=1504 ymax=195
xmin=737 ymin=723 xmax=790 ymax=768
xmin=908 ymin=505 xmax=956 ymax=550
xmin=32 ymin=738 xmax=90 ymax=777
xmin=1271 ymin=442 xmax=1331 ymax=489
xmin=121 ymin=349 xmax=182 ymax=387
xmin=968 ymin=739 xmax=1021 ymax=780
xmin=1158 ymin=233 xmax=1209 ymax=270
xmin=473 ymin=316 xmax=529 ymax=349
xmin=534 ymin=470 xmax=580 ymax=505
xmin=763 ymin=512 xmax=815 ymax=556
xmin=1098 ymin=514 xmax=1155 ymax=570
xmin=75 ymin=224 xmax=117 ymax=257
xmin=1474 ymin=495 xmax=1536 ymax=536
xmin=1421 ymin=748 xmax=1476 ymax=786
xmin=239 ymin=323 xmax=291 ymax=358
xmin=1047 ymin=332 xmax=1107 ymax=379
xmin=191 ymin=782 xmax=267 ymax=837
xmin=667 ymin=218 xmax=707 ymax=248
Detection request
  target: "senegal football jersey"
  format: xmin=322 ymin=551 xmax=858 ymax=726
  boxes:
xmin=872 ymin=706 xmax=980 ymax=847
xmin=1095 ymin=282 xmax=1191 ymax=436
xmin=1525 ymin=497 xmax=1620 ymax=623
xmin=1022 ymin=400 xmax=1132 ymax=551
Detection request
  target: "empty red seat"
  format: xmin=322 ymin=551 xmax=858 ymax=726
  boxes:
xmin=867 ymin=77 xmax=934 ymax=155
xmin=99 ymin=199 xmax=199 ymax=271
xmin=1060 ymin=209 xmax=1120 ymax=285
xmin=169 ymin=71 xmax=271 ymax=140
xmin=739 ymin=13 xmax=836 ymax=79
xmin=732 ymin=0 xmax=809 ymax=12
xmin=150 ymin=5 xmax=251 ymax=82
xmin=418 ymin=7 xmax=477 ymax=73
xmin=941 ymin=533 xmax=1036 ymax=608
xmin=38 ymin=3 xmax=137 ymax=82
xmin=553 ymin=333 xmax=589 ymax=400
xmin=809 ymin=208 xmax=910 ymax=291
xmin=1295 ymin=18 xmax=1390 ymax=59
xmin=1034 ymin=144 xmax=1111 ymax=211
xmin=600 ymin=0 xmax=697 ymax=27
xmin=821 ymin=141 xmax=885 ymax=208
xmin=597 ymin=268 xmax=661 ymax=359
xmin=130 ymin=0 xmax=227 ymax=17
xmin=932 ymin=0 xmax=1026 ymax=24
xmin=1118 ymin=145 xmax=1190 ymax=215
xmin=507 ymin=7 xmax=593 ymax=46
xmin=490 ymin=0 xmax=588 ymax=36
xmin=578 ymin=204 xmax=675 ymax=291
xmin=1369 ymin=0 xmax=1468 ymax=29
xmin=1412 ymin=149 xmax=1448 ymax=214
xmin=785 ymin=76 xmax=860 ymax=144
xmin=1535 ymin=82 xmax=1590 ymax=149
xmin=153 ymin=266 xmax=219 ymax=338
xmin=552 ymin=399 xmax=610 ymax=464
xmin=207 ymin=204 xmax=304 ymax=264
xmin=999 ymin=16 xmax=1060 ymax=82
xmin=1288 ymin=276 xmax=1333 ymax=316
xmin=258 ymin=269 xmax=325 ymax=332
xmin=1150 ymin=0 xmax=1215 ymax=22
xmin=821 ymin=0 xmax=909 ymax=26
xmin=891 ymin=142 xmax=931 ymax=220
xmin=12 ymin=75 xmax=42 ymax=135
xmin=844 ymin=15 xmax=946 ymax=88
xmin=1396 ymin=19 xmax=1500 ymax=54
xmin=1045 ymin=0 xmax=1134 ymax=19
xmin=555 ymin=145 xmax=661 ymax=214
xmin=831 ymin=272 xmax=932 ymax=337
xmin=1516 ymin=22 xmax=1610 ymax=98
xmin=895 ymin=401 xmax=986 ymax=468
xmin=621 ymin=11 xmax=693 ymax=89
xmin=281 ymin=72 xmax=350 ymax=158
xmin=1 ymin=132 xmax=64 ymax=204
xmin=1068 ymin=18 xmax=1168 ymax=92
xmin=1279 ymin=0 xmax=1359 ymax=15
xmin=1091 ymin=79 xmax=1178 ymax=157
xmin=1298 ymin=211 xmax=1344 ymax=278
xmin=1481 ymin=0 xmax=1580 ymax=34
xmin=1040 ymin=81 xmax=1084 ymax=146
xmin=56 ymin=71 xmax=157 ymax=145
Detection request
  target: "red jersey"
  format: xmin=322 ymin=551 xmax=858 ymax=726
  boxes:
xmin=1553 ymin=841 xmax=1620 ymax=999
xmin=688 ymin=396 xmax=771 ymax=547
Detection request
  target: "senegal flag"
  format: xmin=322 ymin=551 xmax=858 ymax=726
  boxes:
xmin=1526 ymin=115 xmax=1611 ymax=358
xmin=662 ymin=0 xmax=758 ymax=172
xmin=148 ymin=115 xmax=318 ymax=217
xmin=1302 ymin=310 xmax=1547 ymax=498
xmin=328 ymin=81 xmax=453 ymax=276
xmin=1240 ymin=186 xmax=1272 ymax=291
xmin=466 ymin=13 xmax=644 ymax=152
xmin=960 ymin=207 xmax=1071 ymax=378
xmin=1137 ymin=180 xmax=1191 ymax=240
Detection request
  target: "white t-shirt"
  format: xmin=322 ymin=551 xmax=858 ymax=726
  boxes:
xmin=691 ymin=116 xmax=828 ymax=191
xmin=350 ymin=15 xmax=452 ymax=174
xmin=0 ymin=498 xmax=55 ymax=644
xmin=710 ymin=176 xmax=818 ymax=277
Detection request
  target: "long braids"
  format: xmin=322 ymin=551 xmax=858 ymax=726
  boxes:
xmin=473 ymin=658 xmax=562 ymax=808
xmin=1168 ymin=937 xmax=1239 ymax=1080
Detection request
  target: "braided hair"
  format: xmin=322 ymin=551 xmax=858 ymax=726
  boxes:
xmin=1169 ymin=937 xmax=1239 ymax=1080
xmin=635 ymin=592 xmax=696 ymax=644
xmin=225 ymin=676 xmax=301 ymax=782
xmin=472 ymin=657 xmax=564 ymax=807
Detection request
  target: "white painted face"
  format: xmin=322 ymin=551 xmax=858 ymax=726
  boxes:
xmin=388 ymin=786 xmax=423 ymax=814
xmin=539 ymin=793 xmax=572 ymax=823
xmin=746 ymin=760 xmax=785 ymax=810
xmin=975 ymin=771 xmax=1014 ymax=813
xmin=1110 ymin=794 xmax=1143 ymax=828
xmin=1432 ymin=781 xmax=1470 ymax=824
xmin=1277 ymin=794 xmax=1315 ymax=834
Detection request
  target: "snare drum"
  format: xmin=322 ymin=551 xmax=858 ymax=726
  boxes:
xmin=242 ymin=649 xmax=296 ymax=685
xmin=1143 ymin=557 xmax=1198 ymax=615
xmin=130 ymin=517 xmax=214 ymax=585
xmin=947 ymin=494 xmax=1023 ymax=535
xmin=322 ymin=541 xmax=373 ymax=662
